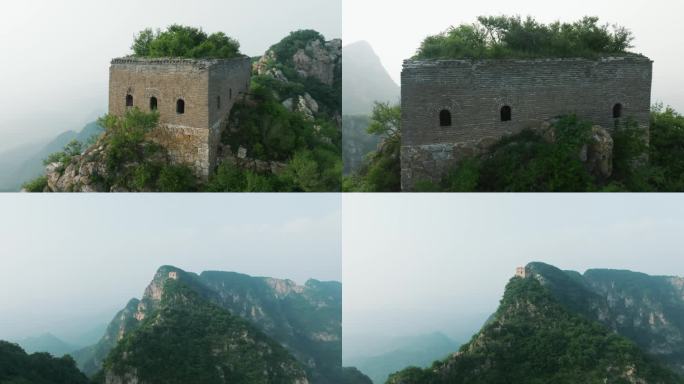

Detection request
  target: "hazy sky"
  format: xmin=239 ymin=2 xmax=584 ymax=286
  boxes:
xmin=0 ymin=0 xmax=341 ymax=152
xmin=343 ymin=194 xmax=684 ymax=359
xmin=343 ymin=0 xmax=684 ymax=112
xmin=0 ymin=194 xmax=340 ymax=341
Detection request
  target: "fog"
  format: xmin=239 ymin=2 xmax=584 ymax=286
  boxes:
xmin=343 ymin=194 xmax=684 ymax=360
xmin=0 ymin=194 xmax=341 ymax=341
xmin=0 ymin=0 xmax=341 ymax=153
xmin=343 ymin=0 xmax=684 ymax=112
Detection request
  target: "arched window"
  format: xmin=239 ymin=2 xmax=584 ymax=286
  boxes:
xmin=149 ymin=97 xmax=158 ymax=111
xmin=126 ymin=94 xmax=133 ymax=107
xmin=217 ymin=96 xmax=221 ymax=110
xmin=176 ymin=99 xmax=185 ymax=114
xmin=501 ymin=105 xmax=512 ymax=122
xmin=613 ymin=103 xmax=622 ymax=118
xmin=439 ymin=109 xmax=452 ymax=127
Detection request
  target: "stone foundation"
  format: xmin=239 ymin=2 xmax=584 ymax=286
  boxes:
xmin=148 ymin=124 xmax=215 ymax=179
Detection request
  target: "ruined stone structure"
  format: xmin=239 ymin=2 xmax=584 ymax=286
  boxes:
xmin=515 ymin=266 xmax=527 ymax=279
xmin=400 ymin=56 xmax=653 ymax=190
xmin=168 ymin=271 xmax=178 ymax=280
xmin=109 ymin=57 xmax=252 ymax=179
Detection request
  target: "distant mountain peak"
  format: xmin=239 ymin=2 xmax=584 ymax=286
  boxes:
xmin=342 ymin=40 xmax=399 ymax=115
xmin=73 ymin=267 xmax=341 ymax=383
xmin=387 ymin=263 xmax=684 ymax=383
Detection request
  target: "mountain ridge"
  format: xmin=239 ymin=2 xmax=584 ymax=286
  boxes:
xmin=74 ymin=265 xmax=341 ymax=384
xmin=387 ymin=263 xmax=684 ymax=384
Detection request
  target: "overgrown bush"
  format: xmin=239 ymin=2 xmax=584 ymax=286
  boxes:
xmin=415 ymin=16 xmax=635 ymax=60
xmin=22 ymin=176 xmax=48 ymax=192
xmin=132 ymin=25 xmax=242 ymax=59
xmin=344 ymin=102 xmax=401 ymax=192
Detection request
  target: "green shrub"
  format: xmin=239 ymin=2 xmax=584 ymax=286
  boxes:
xmin=415 ymin=16 xmax=634 ymax=60
xmin=132 ymin=25 xmax=242 ymax=59
xmin=43 ymin=139 xmax=83 ymax=166
xmin=156 ymin=165 xmax=198 ymax=192
xmin=22 ymin=176 xmax=48 ymax=192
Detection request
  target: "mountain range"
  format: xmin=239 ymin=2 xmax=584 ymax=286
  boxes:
xmin=71 ymin=266 xmax=341 ymax=384
xmin=387 ymin=263 xmax=684 ymax=384
xmin=0 ymin=121 xmax=103 ymax=191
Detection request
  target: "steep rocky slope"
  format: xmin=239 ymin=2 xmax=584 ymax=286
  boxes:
xmin=101 ymin=279 xmax=308 ymax=384
xmin=387 ymin=263 xmax=684 ymax=384
xmin=75 ymin=266 xmax=341 ymax=384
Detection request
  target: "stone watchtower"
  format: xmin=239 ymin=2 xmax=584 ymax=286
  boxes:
xmin=515 ymin=266 xmax=528 ymax=278
xmin=108 ymin=57 xmax=252 ymax=179
xmin=400 ymin=56 xmax=653 ymax=190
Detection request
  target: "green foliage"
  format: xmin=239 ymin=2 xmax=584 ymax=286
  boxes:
xmin=404 ymin=109 xmax=684 ymax=192
xmin=22 ymin=176 xmax=48 ymax=192
xmin=415 ymin=16 xmax=635 ymax=59
xmin=102 ymin=280 xmax=306 ymax=384
xmin=220 ymin=73 xmax=342 ymax=192
xmin=43 ymin=139 xmax=83 ymax=166
xmin=264 ymin=29 xmax=341 ymax=116
xmin=344 ymin=103 xmax=402 ymax=192
xmin=95 ymin=109 xmax=199 ymax=192
xmin=0 ymin=341 xmax=91 ymax=384
xmin=206 ymin=162 xmax=277 ymax=192
xmin=132 ymin=25 xmax=242 ymax=59
xmin=387 ymin=277 xmax=682 ymax=384
xmin=464 ymin=116 xmax=594 ymax=192
xmin=269 ymin=30 xmax=325 ymax=64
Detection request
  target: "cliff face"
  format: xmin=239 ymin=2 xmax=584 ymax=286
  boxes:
xmin=76 ymin=266 xmax=341 ymax=384
xmin=387 ymin=263 xmax=684 ymax=384
xmin=527 ymin=263 xmax=684 ymax=374
xmin=102 ymin=278 xmax=309 ymax=384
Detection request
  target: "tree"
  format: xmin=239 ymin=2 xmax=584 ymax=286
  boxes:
xmin=344 ymin=102 xmax=401 ymax=192
xmin=131 ymin=25 xmax=241 ymax=59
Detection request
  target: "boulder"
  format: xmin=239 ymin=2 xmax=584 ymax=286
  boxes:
xmin=582 ymin=125 xmax=614 ymax=179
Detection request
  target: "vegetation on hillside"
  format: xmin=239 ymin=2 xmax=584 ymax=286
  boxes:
xmin=132 ymin=25 xmax=242 ymax=59
xmin=415 ymin=16 xmax=635 ymax=60
xmin=347 ymin=103 xmax=684 ymax=192
xmin=100 ymin=280 xmax=307 ymax=384
xmin=387 ymin=277 xmax=682 ymax=384
xmin=0 ymin=341 xmax=91 ymax=384
xmin=343 ymin=103 xmax=401 ymax=192
xmin=211 ymin=29 xmax=342 ymax=192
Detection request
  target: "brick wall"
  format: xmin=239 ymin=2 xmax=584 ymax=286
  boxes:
xmin=400 ymin=56 xmax=653 ymax=190
xmin=108 ymin=57 xmax=251 ymax=179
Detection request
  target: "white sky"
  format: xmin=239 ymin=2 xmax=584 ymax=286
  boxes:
xmin=343 ymin=0 xmax=684 ymax=112
xmin=0 ymin=0 xmax=341 ymax=152
xmin=0 ymin=194 xmax=341 ymax=341
xmin=343 ymin=193 xmax=684 ymax=359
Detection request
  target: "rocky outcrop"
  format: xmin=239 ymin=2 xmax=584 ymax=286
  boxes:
xmin=216 ymin=143 xmax=287 ymax=175
xmin=44 ymin=136 xmax=168 ymax=193
xmin=254 ymin=38 xmax=341 ymax=87
xmin=535 ymin=121 xmax=614 ymax=178
xmin=292 ymin=39 xmax=341 ymax=86
xmin=283 ymin=93 xmax=319 ymax=120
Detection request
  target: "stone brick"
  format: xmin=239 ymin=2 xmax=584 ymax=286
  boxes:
xmin=108 ymin=57 xmax=252 ymax=179
xmin=400 ymin=56 xmax=653 ymax=190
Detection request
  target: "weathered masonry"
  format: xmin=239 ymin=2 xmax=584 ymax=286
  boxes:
xmin=109 ymin=57 xmax=252 ymax=179
xmin=400 ymin=56 xmax=653 ymax=190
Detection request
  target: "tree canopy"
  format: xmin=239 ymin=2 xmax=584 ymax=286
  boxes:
xmin=131 ymin=25 xmax=242 ymax=59
xmin=415 ymin=16 xmax=635 ymax=59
